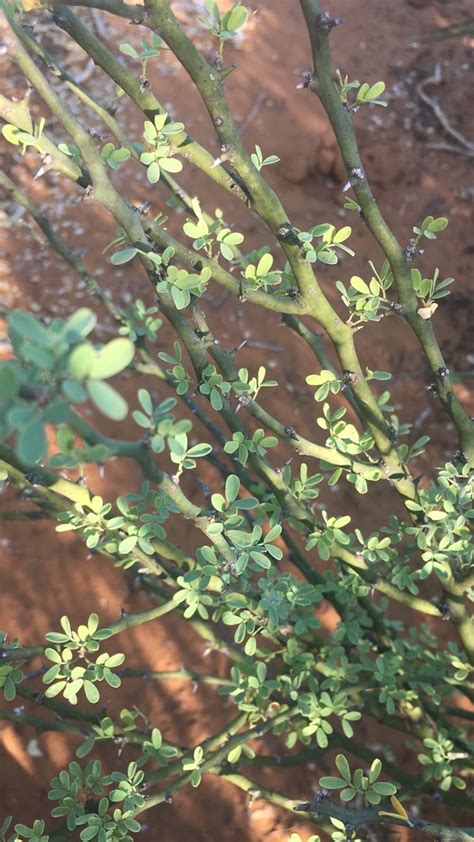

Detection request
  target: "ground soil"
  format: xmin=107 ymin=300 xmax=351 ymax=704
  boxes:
xmin=0 ymin=0 xmax=473 ymax=840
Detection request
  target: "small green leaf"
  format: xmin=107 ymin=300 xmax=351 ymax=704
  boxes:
xmin=366 ymin=81 xmax=385 ymax=100
xmin=319 ymin=776 xmax=346 ymax=789
xmin=224 ymin=3 xmax=247 ymax=31
xmin=62 ymin=308 xmax=97 ymax=342
xmin=119 ymin=535 xmax=138 ymax=554
xmin=160 ymin=156 xmax=183 ymax=173
xmin=0 ymin=362 xmax=20 ymax=402
xmin=119 ymin=43 xmax=139 ymax=59
xmin=17 ymin=421 xmax=46 ymax=463
xmin=369 ymin=758 xmax=382 ymax=783
xmin=428 ymin=216 xmax=448 ymax=232
xmin=350 ymin=275 xmax=370 ymax=294
xmin=87 ymin=380 xmax=128 ymax=420
xmin=138 ymin=388 xmax=153 ymax=415
xmin=9 ymin=310 xmax=51 ymax=348
xmin=68 ymin=343 xmax=96 ymax=380
xmin=147 ymin=161 xmax=161 ymax=183
xmin=111 ymin=247 xmax=138 ymax=265
xmin=187 ymin=443 xmax=212 ymax=458
xmin=225 ymin=474 xmax=240 ymax=503
xmin=89 ymin=338 xmax=135 ymax=380
xmin=84 ymin=680 xmax=100 ymax=704
xmin=335 ymin=754 xmax=351 ymax=782
xmin=372 ymin=782 xmax=397 ymax=796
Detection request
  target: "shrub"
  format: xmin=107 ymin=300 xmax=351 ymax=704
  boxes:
xmin=0 ymin=1 xmax=473 ymax=840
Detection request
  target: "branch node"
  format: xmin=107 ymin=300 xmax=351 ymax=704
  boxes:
xmin=315 ymin=12 xmax=345 ymax=31
xmin=343 ymin=370 xmax=358 ymax=384
xmin=453 ymin=449 xmax=467 ymax=465
xmin=296 ymin=71 xmax=313 ymax=90
xmin=348 ymin=165 xmax=365 ymax=185
xmin=277 ymin=223 xmax=294 ymax=239
xmin=294 ymin=802 xmax=311 ymax=812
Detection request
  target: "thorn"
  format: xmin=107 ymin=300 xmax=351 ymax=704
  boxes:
xmin=294 ymin=802 xmax=312 ymax=812
xmin=297 ymin=71 xmax=313 ymax=89
xmin=316 ymin=12 xmax=345 ymax=30
xmin=233 ymin=339 xmax=247 ymax=352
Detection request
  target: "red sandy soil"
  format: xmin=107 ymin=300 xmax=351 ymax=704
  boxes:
xmin=0 ymin=0 xmax=473 ymax=839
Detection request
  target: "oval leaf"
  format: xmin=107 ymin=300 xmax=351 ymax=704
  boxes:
xmin=87 ymin=380 xmax=128 ymax=421
xmin=89 ymin=338 xmax=135 ymax=380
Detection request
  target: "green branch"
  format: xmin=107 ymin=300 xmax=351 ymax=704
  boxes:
xmin=296 ymin=797 xmax=474 ymax=840
xmin=300 ymin=0 xmax=474 ymax=465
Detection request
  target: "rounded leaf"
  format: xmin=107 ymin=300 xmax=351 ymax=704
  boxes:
xmin=9 ymin=310 xmax=51 ymax=347
xmin=84 ymin=680 xmax=100 ymax=704
xmin=257 ymin=252 xmax=273 ymax=276
xmin=0 ymin=362 xmax=20 ymax=402
xmin=119 ymin=535 xmax=138 ymax=554
xmin=186 ymin=443 xmax=212 ymax=458
xmin=372 ymin=782 xmax=397 ymax=796
xmin=111 ymin=247 xmax=138 ymax=266
xmin=350 ymin=276 xmax=370 ymax=295
xmin=17 ymin=421 xmax=46 ymax=463
xmin=147 ymin=161 xmax=161 ymax=183
xmin=87 ymin=380 xmax=128 ymax=421
xmin=160 ymin=156 xmax=183 ymax=173
xmin=89 ymin=338 xmax=135 ymax=380
xmin=68 ymin=343 xmax=96 ymax=380
xmin=335 ymin=754 xmax=351 ymax=782
xmin=369 ymin=758 xmax=382 ymax=783
xmin=225 ymin=474 xmax=240 ymax=503
xmin=319 ymin=776 xmax=346 ymax=790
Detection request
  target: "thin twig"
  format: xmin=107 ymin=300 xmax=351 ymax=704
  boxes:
xmin=417 ymin=64 xmax=474 ymax=157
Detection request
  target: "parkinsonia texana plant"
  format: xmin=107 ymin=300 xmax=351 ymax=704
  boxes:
xmin=0 ymin=1 xmax=473 ymax=840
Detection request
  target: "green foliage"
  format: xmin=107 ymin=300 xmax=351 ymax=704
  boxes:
xmin=411 ymin=267 xmax=454 ymax=306
xmin=0 ymin=308 xmax=135 ymax=462
xmin=140 ymin=113 xmax=184 ymax=183
xmin=157 ymin=264 xmax=211 ymax=310
xmin=101 ymin=143 xmax=130 ymax=170
xmin=2 ymin=116 xmax=45 ymax=154
xmin=336 ymin=70 xmax=387 ymax=109
xmin=0 ymin=634 xmax=23 ymax=701
xmin=201 ymin=0 xmax=248 ymax=52
xmin=117 ymin=299 xmax=162 ymax=343
xmin=119 ymin=33 xmax=165 ymax=73
xmin=183 ymin=202 xmax=244 ymax=262
xmin=224 ymin=428 xmax=278 ymax=465
xmin=251 ymin=144 xmax=280 ymax=171
xmin=158 ymin=341 xmax=192 ymax=394
xmin=11 ymin=820 xmax=48 ymax=842
xmin=43 ymin=614 xmax=124 ymax=705
xmin=413 ymin=215 xmax=449 ymax=241
xmin=319 ymin=755 xmax=397 ymax=805
xmin=418 ymin=731 xmax=468 ymax=791
xmin=336 ymin=260 xmax=394 ymax=325
xmin=242 ymin=252 xmax=282 ymax=291
xmin=297 ymin=224 xmax=354 ymax=265
xmin=0 ymin=3 xmax=472 ymax=841
xmin=49 ymin=427 xmax=110 ymax=469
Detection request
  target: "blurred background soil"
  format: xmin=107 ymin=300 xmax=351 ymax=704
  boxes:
xmin=0 ymin=0 xmax=473 ymax=839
